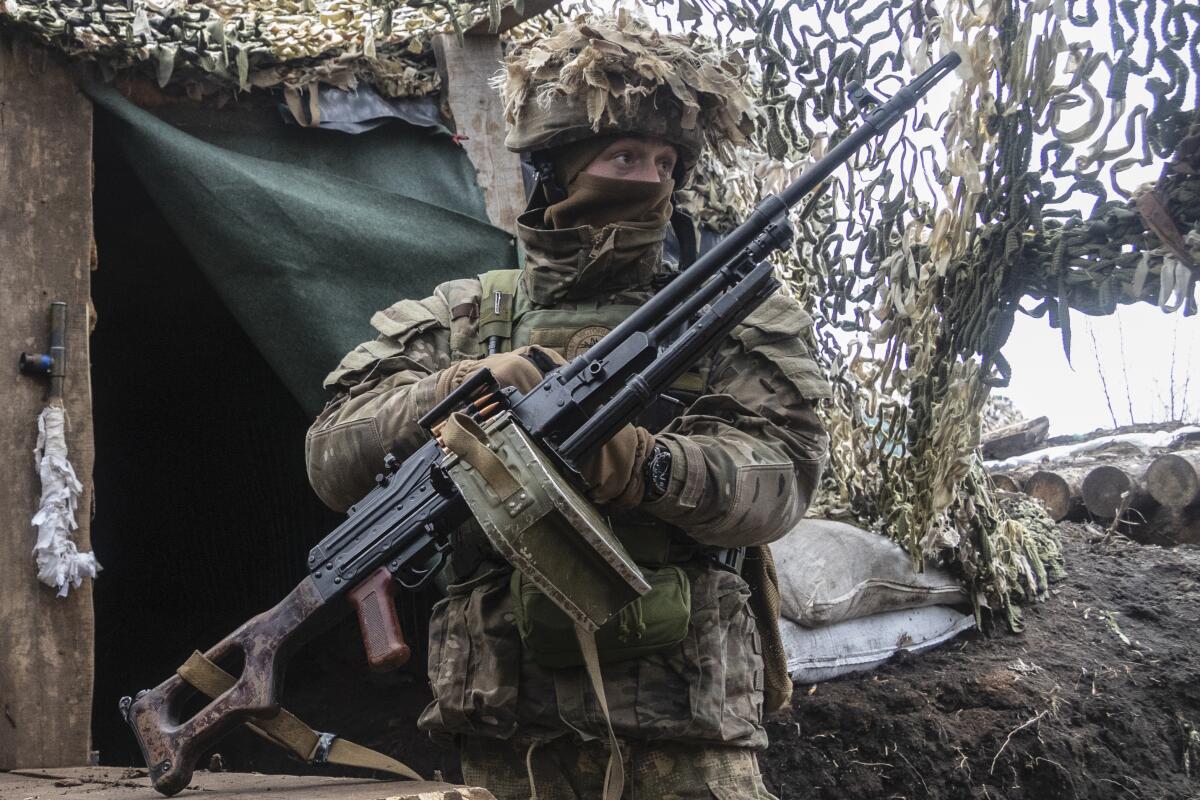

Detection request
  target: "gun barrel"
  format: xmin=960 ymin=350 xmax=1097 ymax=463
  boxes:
xmin=779 ymin=51 xmax=961 ymax=208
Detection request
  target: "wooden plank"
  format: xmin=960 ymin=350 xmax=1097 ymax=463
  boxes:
xmin=433 ymin=33 xmax=527 ymax=235
xmin=0 ymin=767 xmax=496 ymax=799
xmin=0 ymin=35 xmax=96 ymax=769
xmin=465 ymin=0 xmax=563 ymax=35
xmin=981 ymin=416 xmax=1049 ymax=460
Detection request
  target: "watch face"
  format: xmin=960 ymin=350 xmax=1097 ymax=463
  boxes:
xmin=646 ymin=444 xmax=672 ymax=499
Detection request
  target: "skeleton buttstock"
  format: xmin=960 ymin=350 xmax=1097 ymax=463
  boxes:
xmin=122 ymin=577 xmax=326 ymax=796
xmin=347 ymin=566 xmax=411 ymax=671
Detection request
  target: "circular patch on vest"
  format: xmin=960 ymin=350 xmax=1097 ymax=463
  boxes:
xmin=566 ymin=326 xmax=612 ymax=359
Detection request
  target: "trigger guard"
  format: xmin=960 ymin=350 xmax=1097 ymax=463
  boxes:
xmin=396 ymin=550 xmax=446 ymax=590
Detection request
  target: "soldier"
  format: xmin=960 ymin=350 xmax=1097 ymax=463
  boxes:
xmin=305 ymin=12 xmax=830 ymax=800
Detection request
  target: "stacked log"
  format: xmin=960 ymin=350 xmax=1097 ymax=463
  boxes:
xmin=1081 ymin=464 xmax=1154 ymax=519
xmin=990 ymin=473 xmax=1023 ymax=493
xmin=988 ymin=447 xmax=1200 ymax=542
xmin=1022 ymin=470 xmax=1085 ymax=522
xmin=1140 ymin=453 xmax=1200 ymax=545
xmin=1144 ymin=452 xmax=1200 ymax=511
xmin=980 ymin=414 xmax=1200 ymax=543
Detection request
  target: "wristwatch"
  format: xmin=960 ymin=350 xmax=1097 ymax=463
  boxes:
xmin=643 ymin=442 xmax=673 ymax=501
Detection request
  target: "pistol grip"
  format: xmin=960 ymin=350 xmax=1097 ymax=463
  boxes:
xmin=347 ymin=566 xmax=411 ymax=671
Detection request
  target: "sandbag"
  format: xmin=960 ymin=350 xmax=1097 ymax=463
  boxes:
xmin=782 ymin=606 xmax=975 ymax=683
xmin=771 ymin=519 xmax=967 ymax=627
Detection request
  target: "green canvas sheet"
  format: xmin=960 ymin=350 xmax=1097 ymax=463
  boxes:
xmin=86 ymin=84 xmax=516 ymax=415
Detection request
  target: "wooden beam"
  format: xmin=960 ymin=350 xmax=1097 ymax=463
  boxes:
xmin=465 ymin=0 xmax=564 ymax=35
xmin=433 ymin=33 xmax=527 ymax=236
xmin=981 ymin=416 xmax=1049 ymax=460
xmin=0 ymin=35 xmax=96 ymax=768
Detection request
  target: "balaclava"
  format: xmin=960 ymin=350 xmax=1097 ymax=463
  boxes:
xmin=517 ymin=137 xmax=677 ymax=304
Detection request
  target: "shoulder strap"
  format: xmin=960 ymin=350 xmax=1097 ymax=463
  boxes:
xmin=742 ymin=545 xmax=792 ymax=715
xmin=477 ymin=269 xmax=523 ymax=355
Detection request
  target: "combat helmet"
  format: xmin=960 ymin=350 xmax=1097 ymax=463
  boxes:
xmin=494 ymin=10 xmax=758 ymax=185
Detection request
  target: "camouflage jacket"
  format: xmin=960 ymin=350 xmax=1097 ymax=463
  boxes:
xmin=305 ymin=214 xmax=831 ymax=750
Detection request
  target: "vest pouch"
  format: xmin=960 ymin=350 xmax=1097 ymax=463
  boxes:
xmin=512 ymin=564 xmax=692 ymax=669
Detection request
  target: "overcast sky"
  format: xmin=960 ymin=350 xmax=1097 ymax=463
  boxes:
xmin=1003 ymin=299 xmax=1197 ymax=435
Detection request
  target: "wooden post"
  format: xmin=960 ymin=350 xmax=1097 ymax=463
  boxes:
xmin=433 ymin=33 xmax=527 ymax=235
xmin=0 ymin=36 xmax=96 ymax=768
xmin=434 ymin=1 xmax=563 ymax=235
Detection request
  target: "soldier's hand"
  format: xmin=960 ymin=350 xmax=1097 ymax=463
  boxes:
xmin=579 ymin=423 xmax=655 ymax=507
xmin=434 ymin=345 xmax=565 ymax=399
xmin=433 ymin=347 xmax=653 ymax=506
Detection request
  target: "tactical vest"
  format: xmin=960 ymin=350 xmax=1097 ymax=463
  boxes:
xmin=449 ymin=270 xmax=793 ymax=715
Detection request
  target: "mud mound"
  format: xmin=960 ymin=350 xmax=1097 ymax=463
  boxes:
xmin=761 ymin=524 xmax=1200 ymax=800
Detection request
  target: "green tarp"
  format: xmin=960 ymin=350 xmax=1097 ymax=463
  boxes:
xmin=86 ymin=84 xmax=516 ymax=414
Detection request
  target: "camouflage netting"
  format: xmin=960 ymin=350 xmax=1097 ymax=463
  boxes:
xmin=647 ymin=0 xmax=1199 ymax=628
xmin=981 ymin=395 xmax=1025 ymax=435
xmin=6 ymin=0 xmax=1197 ymax=627
xmin=0 ymin=0 xmax=462 ymax=97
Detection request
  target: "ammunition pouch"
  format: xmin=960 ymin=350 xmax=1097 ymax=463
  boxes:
xmin=441 ymin=410 xmax=650 ymax=632
xmin=511 ymin=564 xmax=691 ymax=669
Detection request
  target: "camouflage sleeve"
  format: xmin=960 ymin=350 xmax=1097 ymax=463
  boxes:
xmin=641 ymin=292 xmax=831 ymax=547
xmin=305 ymin=281 xmax=479 ymax=512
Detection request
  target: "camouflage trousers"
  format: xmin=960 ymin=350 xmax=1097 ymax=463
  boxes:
xmin=460 ymin=735 xmax=778 ymax=800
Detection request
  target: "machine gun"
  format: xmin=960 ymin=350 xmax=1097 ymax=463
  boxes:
xmin=120 ymin=53 xmax=960 ymax=796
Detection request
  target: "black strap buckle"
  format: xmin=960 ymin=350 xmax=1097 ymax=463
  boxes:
xmin=713 ymin=546 xmax=746 ymax=575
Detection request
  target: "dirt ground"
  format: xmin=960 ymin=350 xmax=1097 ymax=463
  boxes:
xmin=202 ymin=523 xmax=1200 ymax=799
xmin=761 ymin=524 xmax=1200 ymax=800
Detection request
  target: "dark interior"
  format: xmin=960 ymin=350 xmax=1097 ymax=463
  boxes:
xmin=89 ymin=113 xmax=454 ymax=781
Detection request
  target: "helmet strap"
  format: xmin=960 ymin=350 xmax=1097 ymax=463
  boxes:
xmin=526 ymin=151 xmax=568 ymax=211
xmin=670 ymin=205 xmax=698 ymax=269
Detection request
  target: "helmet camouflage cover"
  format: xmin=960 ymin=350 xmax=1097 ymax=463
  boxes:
xmin=494 ymin=10 xmax=759 ymax=172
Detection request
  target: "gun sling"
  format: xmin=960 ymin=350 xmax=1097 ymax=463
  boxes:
xmin=176 ymin=651 xmax=422 ymax=781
